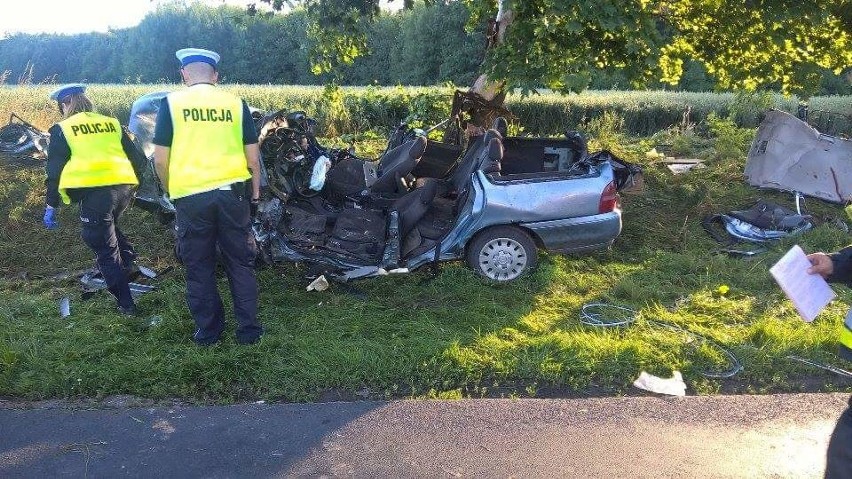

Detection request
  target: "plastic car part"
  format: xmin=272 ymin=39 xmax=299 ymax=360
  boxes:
xmin=465 ymin=225 xmax=538 ymax=282
xmin=80 ymin=270 xmax=156 ymax=298
xmin=0 ymin=113 xmax=49 ymax=159
xmin=745 ymin=109 xmax=852 ymax=203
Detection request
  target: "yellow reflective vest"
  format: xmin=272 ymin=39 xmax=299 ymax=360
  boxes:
xmin=57 ymin=112 xmax=138 ymax=204
xmin=841 ymin=320 xmax=852 ymax=359
xmin=166 ymin=84 xmax=250 ymax=199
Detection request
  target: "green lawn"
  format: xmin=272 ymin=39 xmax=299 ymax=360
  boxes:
xmin=1 ymin=122 xmax=851 ymax=403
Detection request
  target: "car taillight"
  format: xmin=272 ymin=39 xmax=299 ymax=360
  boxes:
xmin=598 ymin=181 xmax=618 ymax=213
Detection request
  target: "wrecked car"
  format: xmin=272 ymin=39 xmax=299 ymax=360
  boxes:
xmin=128 ymin=90 xmax=641 ymax=282
xmin=745 ymin=109 xmax=852 ymax=203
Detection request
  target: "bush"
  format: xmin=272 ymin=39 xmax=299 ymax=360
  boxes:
xmin=705 ymin=113 xmax=756 ymax=162
xmin=1 ymin=85 xmax=849 ymax=137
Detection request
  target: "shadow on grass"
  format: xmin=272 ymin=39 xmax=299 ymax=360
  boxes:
xmin=0 ymin=160 xmax=559 ymax=403
xmin=434 ymin=158 xmax=852 ymax=398
xmin=2 ymin=156 xmax=851 ymax=405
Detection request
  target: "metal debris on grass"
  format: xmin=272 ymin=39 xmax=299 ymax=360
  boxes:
xmin=78 ymin=264 xmax=170 ymax=299
xmin=58 ymin=297 xmax=70 ymax=318
xmin=579 ymin=302 xmax=744 ymax=379
xmin=0 ymin=113 xmax=49 ymax=160
xmin=786 ymin=355 xmax=852 ymax=379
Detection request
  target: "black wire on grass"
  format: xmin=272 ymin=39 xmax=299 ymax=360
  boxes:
xmin=786 ymin=355 xmax=852 ymax=380
xmin=579 ymin=302 xmax=744 ymax=379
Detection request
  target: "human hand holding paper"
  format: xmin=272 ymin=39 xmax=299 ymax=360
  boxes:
xmin=806 ymin=252 xmax=834 ymax=277
xmin=770 ymin=245 xmax=835 ymax=322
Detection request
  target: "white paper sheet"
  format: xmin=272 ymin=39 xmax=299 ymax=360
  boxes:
xmin=769 ymin=245 xmax=836 ymax=322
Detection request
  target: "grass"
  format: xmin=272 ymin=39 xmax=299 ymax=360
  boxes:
xmin=2 ymin=85 xmax=851 ymax=137
xmin=1 ymin=96 xmax=851 ymax=403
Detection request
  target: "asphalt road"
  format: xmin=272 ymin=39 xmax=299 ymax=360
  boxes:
xmin=0 ymin=393 xmax=848 ymax=478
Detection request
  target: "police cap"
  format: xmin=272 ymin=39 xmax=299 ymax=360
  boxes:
xmin=49 ymin=83 xmax=86 ymax=102
xmin=176 ymin=48 xmax=221 ymax=69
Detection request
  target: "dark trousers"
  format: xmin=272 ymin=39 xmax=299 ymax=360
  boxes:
xmin=174 ymin=188 xmax=261 ymax=344
xmin=826 ymin=397 xmax=852 ymax=479
xmin=79 ymin=185 xmax=137 ymax=310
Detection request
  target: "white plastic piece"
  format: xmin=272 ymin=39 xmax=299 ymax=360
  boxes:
xmin=309 ymin=155 xmax=332 ymax=191
xmin=59 ymin=297 xmax=70 ymax=318
xmin=632 ymin=371 xmax=687 ymax=396
xmin=138 ymin=265 xmax=157 ymax=279
xmin=306 ymin=275 xmax=329 ymax=292
xmin=341 ymin=266 xmax=380 ymax=280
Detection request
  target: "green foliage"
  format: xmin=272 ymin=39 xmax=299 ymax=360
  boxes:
xmin=660 ymin=0 xmax=852 ymax=96
xmin=467 ymin=0 xmax=665 ymax=94
xmin=704 ymin=113 xmax=755 ymax=162
xmin=1 ymin=2 xmax=849 ymax=95
xmin=463 ymin=0 xmax=852 ymax=96
xmin=726 ymin=91 xmax=776 ymax=127
xmin=319 ymin=82 xmax=349 ymax=136
xmin=581 ymin=111 xmax=626 ymax=154
xmin=0 ymin=4 xmax=317 ymax=85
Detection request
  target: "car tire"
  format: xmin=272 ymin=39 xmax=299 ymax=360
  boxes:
xmin=466 ymin=225 xmax=538 ymax=282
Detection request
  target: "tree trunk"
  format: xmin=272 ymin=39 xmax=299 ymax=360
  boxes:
xmin=443 ymin=0 xmax=514 ymax=143
xmin=470 ymin=0 xmax=514 ymax=104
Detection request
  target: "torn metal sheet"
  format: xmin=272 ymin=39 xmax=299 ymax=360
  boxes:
xmin=666 ymin=163 xmax=705 ymax=175
xmin=745 ymin=109 xmax=852 ymax=203
xmin=79 ymin=267 xmax=159 ymax=298
xmin=59 ymin=297 xmax=70 ymax=318
xmin=0 ymin=113 xmax=49 ymax=159
xmin=337 ymin=266 xmax=384 ymax=281
xmin=662 ymin=159 xmax=705 ymax=175
xmin=138 ymin=265 xmax=158 ymax=279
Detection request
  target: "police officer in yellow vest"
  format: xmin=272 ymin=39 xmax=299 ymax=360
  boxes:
xmin=44 ymin=83 xmax=145 ymax=315
xmin=806 ymin=248 xmax=852 ymax=478
xmin=153 ymin=48 xmax=263 ymax=346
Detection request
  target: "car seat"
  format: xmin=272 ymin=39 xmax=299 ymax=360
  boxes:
xmin=392 ymin=177 xmax=438 ymax=239
xmin=448 ymin=128 xmax=503 ymax=195
xmin=370 ymin=136 xmax=428 ymax=194
xmin=325 ymin=136 xmax=428 ymax=198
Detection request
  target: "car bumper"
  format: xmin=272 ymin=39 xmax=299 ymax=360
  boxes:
xmin=521 ymin=210 xmax=622 ymax=253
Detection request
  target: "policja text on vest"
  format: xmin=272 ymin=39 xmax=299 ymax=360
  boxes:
xmin=181 ymin=108 xmax=234 ymax=123
xmin=70 ymin=122 xmax=118 ymax=136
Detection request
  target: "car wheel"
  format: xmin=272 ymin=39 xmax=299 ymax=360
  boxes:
xmin=466 ymin=225 xmax=538 ymax=282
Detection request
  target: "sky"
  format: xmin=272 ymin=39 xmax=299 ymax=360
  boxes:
xmin=0 ymin=0 xmax=402 ymax=36
xmin=0 ymin=0 xmax=274 ymax=36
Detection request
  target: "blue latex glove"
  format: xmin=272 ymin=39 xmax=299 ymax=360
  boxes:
xmin=43 ymin=205 xmax=58 ymax=230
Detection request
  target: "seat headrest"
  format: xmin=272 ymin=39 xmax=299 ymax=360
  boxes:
xmin=418 ymin=177 xmax=438 ymax=204
xmin=483 ymin=128 xmax=502 ymax=142
xmin=487 ymin=137 xmax=503 ymax=162
xmin=408 ymin=135 xmax=428 ymax=159
xmin=492 ymin=117 xmax=508 ymax=138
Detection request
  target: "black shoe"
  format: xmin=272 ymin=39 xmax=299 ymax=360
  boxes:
xmin=118 ymin=305 xmax=140 ymax=317
xmin=193 ymin=330 xmax=222 ymax=346
xmin=237 ymin=335 xmax=262 ymax=345
xmin=124 ymin=262 xmax=141 ymax=282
